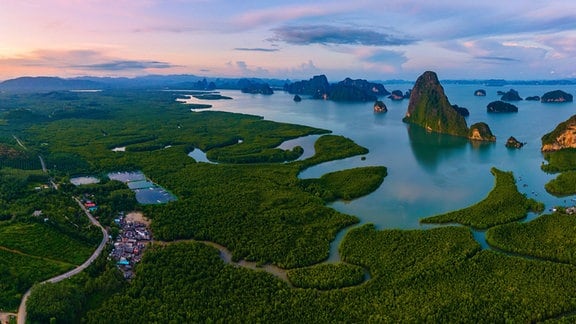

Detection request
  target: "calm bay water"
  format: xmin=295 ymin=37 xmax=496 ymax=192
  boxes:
xmin=181 ymin=84 xmax=576 ymax=234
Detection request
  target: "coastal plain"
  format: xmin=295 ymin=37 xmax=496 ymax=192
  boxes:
xmin=1 ymin=78 xmax=576 ymax=322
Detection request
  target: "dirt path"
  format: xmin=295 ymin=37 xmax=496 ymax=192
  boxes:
xmin=0 ymin=312 xmax=17 ymax=324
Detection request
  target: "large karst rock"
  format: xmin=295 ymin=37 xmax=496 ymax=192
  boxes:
xmin=541 ymin=90 xmax=573 ymax=103
xmin=500 ymin=89 xmax=522 ymax=101
xmin=403 ymin=71 xmax=469 ymax=137
xmin=241 ymin=82 xmax=273 ymax=95
xmin=329 ymin=78 xmax=384 ymax=102
xmin=331 ymin=78 xmax=390 ymax=100
xmin=284 ymin=75 xmax=389 ymax=102
xmin=284 ymin=75 xmax=330 ymax=99
xmin=487 ymin=101 xmax=518 ymax=113
xmin=541 ymin=114 xmax=576 ymax=152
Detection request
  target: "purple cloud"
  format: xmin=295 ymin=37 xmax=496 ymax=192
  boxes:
xmin=234 ymin=47 xmax=279 ymax=52
xmin=74 ymin=60 xmax=174 ymax=71
xmin=270 ymin=24 xmax=418 ymax=46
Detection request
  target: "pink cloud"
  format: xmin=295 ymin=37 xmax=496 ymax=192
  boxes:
xmin=0 ymin=49 xmax=176 ymax=78
xmin=232 ymin=3 xmax=361 ymax=30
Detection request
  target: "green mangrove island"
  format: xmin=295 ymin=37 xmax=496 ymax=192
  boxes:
xmin=0 ymin=88 xmax=576 ymax=323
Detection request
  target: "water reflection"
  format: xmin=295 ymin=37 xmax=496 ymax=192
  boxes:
xmin=406 ymin=125 xmax=468 ymax=172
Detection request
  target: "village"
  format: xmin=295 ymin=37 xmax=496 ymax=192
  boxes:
xmin=78 ymin=193 xmax=154 ymax=280
xmin=109 ymin=211 xmax=152 ymax=279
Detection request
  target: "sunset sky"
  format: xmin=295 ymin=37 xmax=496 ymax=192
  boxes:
xmin=1 ymin=0 xmax=575 ymax=81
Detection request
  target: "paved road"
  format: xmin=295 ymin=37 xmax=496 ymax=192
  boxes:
xmin=17 ymin=198 xmax=108 ymax=324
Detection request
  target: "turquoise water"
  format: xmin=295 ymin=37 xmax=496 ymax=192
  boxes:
xmin=180 ymin=85 xmax=576 ymax=232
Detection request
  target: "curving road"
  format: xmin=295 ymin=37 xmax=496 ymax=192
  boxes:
xmin=17 ymin=198 xmax=108 ymax=324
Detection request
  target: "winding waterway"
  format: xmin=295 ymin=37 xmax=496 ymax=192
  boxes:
xmin=180 ymin=85 xmax=576 ymax=258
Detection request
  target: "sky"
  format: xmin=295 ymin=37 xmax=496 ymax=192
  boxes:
xmin=1 ymin=0 xmax=576 ymax=81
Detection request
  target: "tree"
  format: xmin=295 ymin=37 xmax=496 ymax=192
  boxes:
xmin=27 ymin=282 xmax=85 ymax=324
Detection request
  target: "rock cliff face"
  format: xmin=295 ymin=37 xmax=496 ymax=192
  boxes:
xmin=541 ymin=114 xmax=576 ymax=152
xmin=541 ymin=90 xmax=573 ymax=103
xmin=469 ymin=122 xmax=496 ymax=141
xmin=403 ymin=71 xmax=469 ymax=137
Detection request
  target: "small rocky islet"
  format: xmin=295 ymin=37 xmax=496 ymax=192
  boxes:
xmin=487 ymin=100 xmax=519 ymax=113
xmin=506 ymin=136 xmax=525 ymax=149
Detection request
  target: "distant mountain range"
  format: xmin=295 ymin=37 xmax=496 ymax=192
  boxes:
xmin=1 ymin=74 xmax=575 ymax=93
xmin=0 ymin=75 xmax=291 ymax=92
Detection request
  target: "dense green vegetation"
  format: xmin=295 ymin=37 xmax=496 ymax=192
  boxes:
xmin=85 ymin=231 xmax=576 ymax=322
xmin=287 ymin=262 xmax=365 ymax=289
xmin=0 ymin=223 xmax=95 ymax=265
xmin=0 ymin=90 xmax=383 ymax=314
xmin=541 ymin=149 xmax=576 ymax=173
xmin=146 ymin=162 xmax=360 ymax=268
xmin=297 ymin=134 xmax=369 ymax=169
xmin=0 ymin=90 xmax=378 ymax=271
xmin=0 ymin=155 xmax=100 ymax=311
xmin=27 ymin=281 xmax=85 ymax=323
xmin=545 ymin=170 xmax=576 ymax=196
xmin=0 ymin=249 xmax=73 ymax=311
xmin=299 ymin=166 xmax=387 ymax=201
xmin=4 ymin=89 xmax=576 ymax=321
xmin=487 ymin=213 xmax=576 ymax=264
xmin=26 ymin=247 xmax=126 ymax=323
xmin=421 ymin=168 xmax=544 ymax=229
xmin=340 ymin=225 xmax=480 ymax=280
xmin=205 ymin=119 xmax=327 ymax=163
